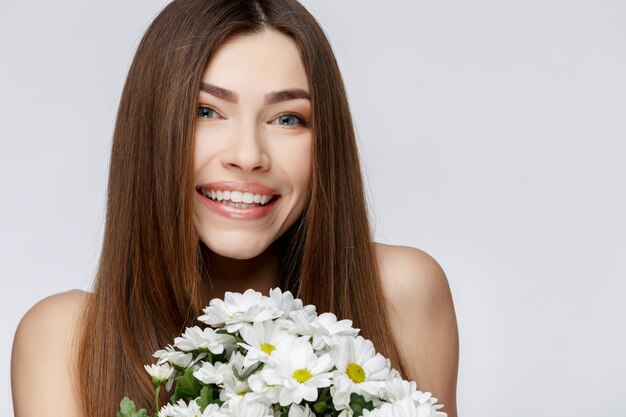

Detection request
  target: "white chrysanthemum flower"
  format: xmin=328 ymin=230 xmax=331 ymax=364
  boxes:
xmin=278 ymin=310 xmax=324 ymax=349
xmin=238 ymin=320 xmax=297 ymax=367
xmin=198 ymin=289 xmax=282 ymax=333
xmin=413 ymin=391 xmax=446 ymax=416
xmin=153 ymin=345 xmax=194 ymax=368
xmin=377 ymin=382 xmax=447 ymax=416
xmin=157 ymin=399 xmax=221 ymax=417
xmin=315 ymin=312 xmax=360 ymax=347
xmin=363 ymin=396 xmax=446 ymax=417
xmin=337 ymin=409 xmax=354 ymax=417
xmin=174 ymin=325 xmax=236 ymax=354
xmin=282 ymin=311 xmax=359 ymax=351
xmin=157 ymin=399 xmax=188 ymax=417
xmin=268 ymin=288 xmax=316 ymax=319
xmin=287 ymin=403 xmax=315 ymax=417
xmin=247 ymin=372 xmax=281 ymax=404
xmin=219 ymin=395 xmax=273 ymax=417
xmin=361 ymin=402 xmax=391 ymax=417
xmin=388 ymin=368 xmax=402 ymax=379
xmin=144 ymin=363 xmax=174 ymax=386
xmin=219 ymin=351 xmax=256 ymax=402
xmin=255 ymin=337 xmax=334 ymax=406
xmin=331 ymin=336 xmax=390 ymax=408
xmin=133 ymin=288 xmax=450 ymax=417
xmin=193 ymin=360 xmax=230 ymax=385
xmin=382 ymin=377 xmax=436 ymax=404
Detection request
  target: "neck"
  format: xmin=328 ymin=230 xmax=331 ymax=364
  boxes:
xmin=203 ymin=240 xmax=282 ymax=298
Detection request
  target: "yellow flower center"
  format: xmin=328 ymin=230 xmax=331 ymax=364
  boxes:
xmin=346 ymin=362 xmax=366 ymax=383
xmin=261 ymin=343 xmax=276 ymax=355
xmin=292 ymin=368 xmax=313 ymax=383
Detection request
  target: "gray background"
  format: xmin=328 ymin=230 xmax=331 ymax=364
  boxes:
xmin=1 ymin=1 xmax=625 ymax=416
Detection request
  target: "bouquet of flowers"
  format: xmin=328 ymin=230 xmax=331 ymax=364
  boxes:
xmin=117 ymin=288 xmax=447 ymax=417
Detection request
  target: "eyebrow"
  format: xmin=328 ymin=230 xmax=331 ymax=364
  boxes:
xmin=199 ymin=82 xmax=310 ymax=105
xmin=265 ymin=89 xmax=311 ymax=105
xmin=200 ymin=83 xmax=238 ymax=103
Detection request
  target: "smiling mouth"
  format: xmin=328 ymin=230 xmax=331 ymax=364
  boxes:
xmin=196 ymin=187 xmax=279 ymax=209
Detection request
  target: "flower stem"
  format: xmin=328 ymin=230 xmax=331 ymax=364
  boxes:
xmin=155 ymin=385 xmax=161 ymax=414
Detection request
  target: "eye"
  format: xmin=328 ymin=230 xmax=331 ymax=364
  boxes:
xmin=197 ymin=106 xmax=221 ymax=119
xmin=270 ymin=113 xmax=307 ymax=128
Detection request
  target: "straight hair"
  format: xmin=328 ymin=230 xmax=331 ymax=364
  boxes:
xmin=77 ymin=1 xmax=407 ymax=415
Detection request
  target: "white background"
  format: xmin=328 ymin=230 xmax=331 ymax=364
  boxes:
xmin=1 ymin=1 xmax=625 ymax=416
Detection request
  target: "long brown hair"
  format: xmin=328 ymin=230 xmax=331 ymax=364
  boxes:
xmin=77 ymin=1 xmax=407 ymax=415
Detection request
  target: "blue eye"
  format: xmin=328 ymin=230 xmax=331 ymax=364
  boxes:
xmin=271 ymin=113 xmax=307 ymax=128
xmin=197 ymin=106 xmax=220 ymax=119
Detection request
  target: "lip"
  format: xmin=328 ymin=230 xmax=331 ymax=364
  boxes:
xmin=195 ymin=185 xmax=280 ymax=220
xmin=196 ymin=181 xmax=279 ymax=196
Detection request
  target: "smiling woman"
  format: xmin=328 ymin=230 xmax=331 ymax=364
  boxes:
xmin=10 ymin=1 xmax=458 ymax=416
xmin=193 ymin=30 xmax=313 ymax=262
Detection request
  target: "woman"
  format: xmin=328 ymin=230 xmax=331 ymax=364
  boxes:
xmin=11 ymin=1 xmax=459 ymax=416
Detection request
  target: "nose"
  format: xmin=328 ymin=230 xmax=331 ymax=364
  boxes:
xmin=221 ymin=121 xmax=270 ymax=172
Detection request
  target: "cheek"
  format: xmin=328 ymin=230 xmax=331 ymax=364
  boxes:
xmin=280 ymin=138 xmax=312 ymax=193
xmin=193 ymin=129 xmax=204 ymax=174
xmin=193 ymin=127 xmax=221 ymax=175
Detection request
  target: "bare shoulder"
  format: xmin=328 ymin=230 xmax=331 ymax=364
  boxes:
xmin=375 ymin=243 xmax=451 ymax=309
xmin=11 ymin=289 xmax=91 ymax=417
xmin=13 ymin=289 xmax=90 ymax=345
xmin=374 ymin=243 xmax=459 ymax=417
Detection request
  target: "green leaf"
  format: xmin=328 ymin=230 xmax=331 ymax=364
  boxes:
xmin=349 ymin=393 xmax=374 ymax=417
xmin=197 ymin=385 xmax=213 ymax=411
xmin=170 ymin=367 xmax=202 ymax=403
xmin=313 ymin=400 xmax=327 ymax=414
xmin=215 ymin=328 xmax=244 ymax=344
xmin=318 ymin=387 xmax=330 ymax=402
xmin=232 ymin=362 xmax=263 ymax=381
xmin=116 ymin=397 xmax=149 ymax=417
xmin=190 ymin=350 xmax=211 ymax=364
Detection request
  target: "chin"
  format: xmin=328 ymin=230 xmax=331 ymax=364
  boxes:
xmin=213 ymin=246 xmax=264 ymax=260
xmin=200 ymin=234 xmax=271 ymax=260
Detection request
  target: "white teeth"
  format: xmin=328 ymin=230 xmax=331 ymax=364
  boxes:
xmin=242 ymin=192 xmax=254 ymax=203
xmin=200 ymin=188 xmax=276 ymax=207
xmin=227 ymin=202 xmax=253 ymax=208
xmin=230 ymin=191 xmax=243 ymax=203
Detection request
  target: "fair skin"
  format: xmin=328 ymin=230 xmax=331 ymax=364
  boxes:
xmin=11 ymin=30 xmax=458 ymax=417
xmin=192 ymin=29 xmax=312 ymax=295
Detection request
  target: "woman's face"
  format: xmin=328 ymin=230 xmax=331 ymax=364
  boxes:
xmin=193 ymin=29 xmax=312 ymax=260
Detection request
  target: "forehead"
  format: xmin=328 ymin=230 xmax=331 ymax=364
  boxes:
xmin=201 ymin=29 xmax=309 ymax=94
